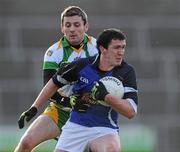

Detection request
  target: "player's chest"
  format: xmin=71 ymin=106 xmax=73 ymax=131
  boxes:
xmin=66 ymin=51 xmax=87 ymax=62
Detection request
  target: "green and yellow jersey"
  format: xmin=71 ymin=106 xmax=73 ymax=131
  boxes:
xmin=43 ymin=35 xmax=98 ymax=70
xmin=42 ymin=34 xmax=98 ymax=129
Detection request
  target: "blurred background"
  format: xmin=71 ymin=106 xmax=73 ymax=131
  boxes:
xmin=0 ymin=0 xmax=180 ymax=151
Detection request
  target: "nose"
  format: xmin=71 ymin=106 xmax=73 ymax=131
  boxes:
xmin=70 ymin=25 xmax=75 ymax=32
xmin=118 ymin=48 xmax=125 ymax=55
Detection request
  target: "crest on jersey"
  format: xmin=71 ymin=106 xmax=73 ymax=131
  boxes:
xmin=46 ymin=50 xmax=53 ymax=56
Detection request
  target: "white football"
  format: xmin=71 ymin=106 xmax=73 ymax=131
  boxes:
xmin=98 ymin=76 xmax=124 ymax=106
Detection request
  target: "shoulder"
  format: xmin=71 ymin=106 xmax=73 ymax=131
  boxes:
xmin=88 ymin=36 xmax=97 ymax=45
xmin=45 ymin=41 xmax=63 ymax=55
xmin=43 ymin=40 xmax=64 ymax=70
xmin=87 ymin=36 xmax=97 ymax=48
xmin=121 ymin=61 xmax=136 ymax=71
xmin=87 ymin=36 xmax=98 ymax=55
xmin=44 ymin=40 xmax=64 ymax=61
xmin=72 ymin=55 xmax=97 ymax=67
xmin=113 ymin=60 xmax=137 ymax=78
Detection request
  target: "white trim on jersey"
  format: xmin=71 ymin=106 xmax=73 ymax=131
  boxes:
xmin=108 ymin=108 xmax=118 ymax=127
xmin=127 ymin=98 xmax=137 ymax=113
xmin=124 ymin=87 xmax=138 ymax=93
xmin=57 ymin=75 xmax=68 ymax=84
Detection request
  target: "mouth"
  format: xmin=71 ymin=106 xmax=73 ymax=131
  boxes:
xmin=116 ymin=58 xmax=122 ymax=63
xmin=70 ymin=35 xmax=77 ymax=39
xmin=116 ymin=57 xmax=122 ymax=60
xmin=117 ymin=54 xmax=123 ymax=59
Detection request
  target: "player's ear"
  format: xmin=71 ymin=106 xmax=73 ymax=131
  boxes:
xmin=99 ymin=45 xmax=106 ymax=54
xmin=61 ymin=23 xmax=65 ymax=34
xmin=84 ymin=23 xmax=89 ymax=32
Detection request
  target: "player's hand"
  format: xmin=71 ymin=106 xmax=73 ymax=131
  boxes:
xmin=70 ymin=94 xmax=90 ymax=113
xmin=91 ymin=81 xmax=109 ymax=101
xmin=58 ymin=96 xmax=72 ymax=107
xmin=18 ymin=106 xmax=38 ymax=129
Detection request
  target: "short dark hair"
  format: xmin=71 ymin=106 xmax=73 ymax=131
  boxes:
xmin=61 ymin=6 xmax=88 ymax=25
xmin=96 ymin=28 xmax=126 ymax=52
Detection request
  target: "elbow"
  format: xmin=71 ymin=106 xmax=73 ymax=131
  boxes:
xmin=126 ymin=109 xmax=136 ymax=119
xmin=126 ymin=99 xmax=137 ymax=119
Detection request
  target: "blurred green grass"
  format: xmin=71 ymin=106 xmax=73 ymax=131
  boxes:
xmin=0 ymin=125 xmax=155 ymax=152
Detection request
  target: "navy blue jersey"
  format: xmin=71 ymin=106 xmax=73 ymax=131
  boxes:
xmin=52 ymin=55 xmax=138 ymax=129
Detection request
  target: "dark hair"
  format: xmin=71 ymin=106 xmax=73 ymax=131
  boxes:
xmin=61 ymin=6 xmax=88 ymax=25
xmin=96 ymin=28 xmax=126 ymax=52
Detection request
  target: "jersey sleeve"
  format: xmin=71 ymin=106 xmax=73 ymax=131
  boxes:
xmin=52 ymin=62 xmax=78 ymax=88
xmin=43 ymin=69 xmax=57 ymax=85
xmin=43 ymin=44 xmax=63 ymax=70
xmin=123 ymin=67 xmax=138 ymax=105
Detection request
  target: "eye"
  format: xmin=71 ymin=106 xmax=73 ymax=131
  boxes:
xmin=74 ymin=22 xmax=80 ymax=27
xmin=121 ymin=45 xmax=126 ymax=49
xmin=65 ymin=22 xmax=71 ymax=28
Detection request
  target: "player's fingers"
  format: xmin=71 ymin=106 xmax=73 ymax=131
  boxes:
xmin=26 ymin=116 xmax=31 ymax=122
xmin=18 ymin=114 xmax=26 ymax=129
xmin=95 ymin=81 xmax=100 ymax=86
xmin=26 ymin=113 xmax=34 ymax=122
xmin=83 ymin=104 xmax=90 ymax=107
xmin=78 ymin=104 xmax=90 ymax=113
xmin=26 ymin=113 xmax=36 ymax=122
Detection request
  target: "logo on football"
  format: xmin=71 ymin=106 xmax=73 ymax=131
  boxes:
xmin=98 ymin=76 xmax=124 ymax=106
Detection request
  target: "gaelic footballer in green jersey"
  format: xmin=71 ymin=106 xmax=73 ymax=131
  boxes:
xmin=42 ymin=35 xmax=98 ymax=129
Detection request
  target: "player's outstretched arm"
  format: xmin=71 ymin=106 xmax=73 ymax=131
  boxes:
xmin=18 ymin=79 xmax=59 ymax=129
xmin=32 ymin=79 xmax=59 ymax=108
xmin=18 ymin=107 xmax=38 ymax=129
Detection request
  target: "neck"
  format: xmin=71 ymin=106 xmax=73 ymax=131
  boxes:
xmin=98 ymin=56 xmax=113 ymax=71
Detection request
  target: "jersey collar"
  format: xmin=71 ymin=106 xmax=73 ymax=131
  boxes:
xmin=91 ymin=55 xmax=124 ymax=71
xmin=58 ymin=34 xmax=90 ymax=49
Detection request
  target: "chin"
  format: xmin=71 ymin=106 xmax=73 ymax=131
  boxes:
xmin=116 ymin=61 xmax=122 ymax=66
xmin=70 ymin=41 xmax=78 ymax=45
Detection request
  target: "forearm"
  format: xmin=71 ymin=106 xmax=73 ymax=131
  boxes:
xmin=32 ymin=79 xmax=59 ymax=108
xmin=105 ymin=94 xmax=136 ymax=119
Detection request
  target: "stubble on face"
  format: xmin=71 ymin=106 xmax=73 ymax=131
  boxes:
xmin=61 ymin=16 xmax=88 ymax=45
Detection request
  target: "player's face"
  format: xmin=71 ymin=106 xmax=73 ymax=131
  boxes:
xmin=61 ymin=16 xmax=88 ymax=45
xmin=105 ymin=39 xmax=126 ymax=67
